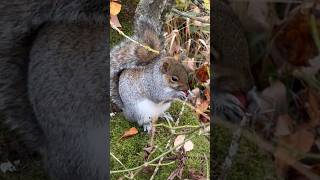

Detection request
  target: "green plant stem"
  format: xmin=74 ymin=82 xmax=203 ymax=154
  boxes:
xmin=310 ymin=14 xmax=320 ymax=53
xmin=110 ymin=134 xmax=197 ymax=174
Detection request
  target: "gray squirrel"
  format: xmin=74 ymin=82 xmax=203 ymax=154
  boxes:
xmin=119 ymin=57 xmax=189 ymax=132
xmin=0 ymin=1 xmax=108 ymax=179
xmin=110 ymin=16 xmax=190 ymax=132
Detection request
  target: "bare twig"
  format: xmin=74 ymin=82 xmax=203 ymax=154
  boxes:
xmin=219 ymin=116 xmax=249 ymax=180
xmin=110 ymin=134 xmax=197 ymax=174
xmin=171 ymin=8 xmax=210 ymax=23
xmin=110 ymin=23 xmax=160 ymax=54
xmin=150 ymin=140 xmax=172 ymax=180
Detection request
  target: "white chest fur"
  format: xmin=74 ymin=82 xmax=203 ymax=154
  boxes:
xmin=136 ymin=99 xmax=171 ymax=119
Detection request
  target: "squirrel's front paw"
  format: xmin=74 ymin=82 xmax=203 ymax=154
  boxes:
xmin=215 ymin=92 xmax=245 ymax=122
xmin=143 ymin=123 xmax=152 ymax=133
xmin=175 ymin=91 xmax=187 ymax=100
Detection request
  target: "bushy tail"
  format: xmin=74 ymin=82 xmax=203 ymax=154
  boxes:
xmin=110 ymin=15 xmax=163 ymax=110
xmin=134 ymin=16 xmax=162 ymax=64
xmin=0 ymin=16 xmax=44 ymax=151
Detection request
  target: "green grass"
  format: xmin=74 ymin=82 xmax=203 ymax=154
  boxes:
xmin=110 ymin=101 xmax=210 ymax=179
xmin=213 ymin=126 xmax=277 ymax=180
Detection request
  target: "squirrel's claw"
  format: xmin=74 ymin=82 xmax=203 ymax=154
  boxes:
xmin=175 ymin=91 xmax=187 ymax=100
xmin=143 ymin=123 xmax=152 ymax=133
xmin=214 ymin=92 xmax=245 ymax=122
xmin=160 ymin=112 xmax=174 ymax=122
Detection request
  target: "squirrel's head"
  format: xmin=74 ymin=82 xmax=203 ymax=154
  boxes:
xmin=160 ymin=57 xmax=190 ymax=94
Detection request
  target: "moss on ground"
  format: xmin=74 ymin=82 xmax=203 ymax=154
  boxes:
xmin=213 ymin=126 xmax=277 ymax=180
xmin=110 ymin=101 xmax=210 ymax=179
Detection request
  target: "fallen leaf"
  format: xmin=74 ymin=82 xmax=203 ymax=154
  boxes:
xmin=261 ymin=80 xmax=288 ymax=116
xmin=306 ymin=90 xmax=320 ymax=127
xmin=120 ymin=127 xmax=138 ymax=139
xmin=274 ymin=114 xmax=293 ymax=137
xmin=174 ymin=135 xmax=185 ymax=151
xmin=195 ymin=63 xmax=209 ymax=83
xmin=271 ymin=3 xmax=319 ymax=67
xmin=110 ymin=0 xmax=122 ymax=16
xmin=183 ymin=140 xmax=194 ymax=152
xmin=274 ymin=128 xmax=315 ymax=177
xmin=196 ymin=97 xmax=209 ymax=113
xmin=110 ymin=15 xmax=122 ymax=28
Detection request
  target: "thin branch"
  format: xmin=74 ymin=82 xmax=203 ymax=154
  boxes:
xmin=150 ymin=140 xmax=172 ymax=180
xmin=110 ymin=22 xmax=160 ymax=54
xmin=171 ymin=8 xmax=210 ymax=23
xmin=219 ymin=116 xmax=249 ymax=180
xmin=153 ymin=123 xmax=208 ymax=130
xmin=110 ymin=134 xmax=197 ymax=174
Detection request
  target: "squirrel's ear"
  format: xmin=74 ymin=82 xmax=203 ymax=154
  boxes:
xmin=161 ymin=61 xmax=169 ymax=73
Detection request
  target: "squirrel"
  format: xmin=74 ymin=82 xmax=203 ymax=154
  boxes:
xmin=212 ymin=0 xmax=258 ymax=122
xmin=119 ymin=57 xmax=189 ymax=132
xmin=111 ymin=15 xmax=190 ymax=132
xmin=110 ymin=16 xmax=162 ymax=111
xmin=0 ymin=1 xmax=108 ymax=179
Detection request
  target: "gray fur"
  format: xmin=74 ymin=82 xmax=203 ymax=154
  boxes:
xmin=119 ymin=58 xmax=188 ymax=132
xmin=0 ymin=1 xmax=108 ymax=179
xmin=28 ymin=23 xmax=108 ymax=180
xmin=110 ymin=16 xmax=162 ymax=109
xmin=110 ymin=0 xmax=174 ymax=111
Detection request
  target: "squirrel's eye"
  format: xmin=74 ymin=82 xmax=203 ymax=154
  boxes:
xmin=171 ymin=76 xmax=179 ymax=82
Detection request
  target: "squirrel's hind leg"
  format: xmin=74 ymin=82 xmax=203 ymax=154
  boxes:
xmin=123 ymin=104 xmax=153 ymax=133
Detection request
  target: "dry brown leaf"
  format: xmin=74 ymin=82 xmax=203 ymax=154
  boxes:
xmin=110 ymin=1 xmax=122 ymax=16
xmin=274 ymin=114 xmax=293 ymax=137
xmin=195 ymin=97 xmax=209 ymax=113
xmin=174 ymin=135 xmax=185 ymax=151
xmin=272 ymin=3 xmax=319 ymax=67
xmin=261 ymin=80 xmax=288 ymax=116
xmin=195 ymin=63 xmax=209 ymax=83
xmin=274 ymin=128 xmax=315 ymax=177
xmin=306 ymin=90 xmax=320 ymax=127
xmin=120 ymin=127 xmax=138 ymax=139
